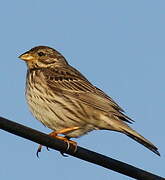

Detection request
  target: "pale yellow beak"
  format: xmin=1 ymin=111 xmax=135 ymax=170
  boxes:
xmin=19 ymin=52 xmax=35 ymax=61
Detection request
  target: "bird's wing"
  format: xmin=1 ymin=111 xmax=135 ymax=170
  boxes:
xmin=42 ymin=66 xmax=133 ymax=123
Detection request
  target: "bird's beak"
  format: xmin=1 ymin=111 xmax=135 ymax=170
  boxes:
xmin=18 ymin=52 xmax=35 ymax=61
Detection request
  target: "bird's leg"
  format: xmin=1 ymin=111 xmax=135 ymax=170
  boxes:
xmin=37 ymin=127 xmax=79 ymax=157
xmin=49 ymin=127 xmax=78 ymax=149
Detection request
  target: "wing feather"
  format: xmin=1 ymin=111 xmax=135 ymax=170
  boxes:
xmin=42 ymin=66 xmax=133 ymax=123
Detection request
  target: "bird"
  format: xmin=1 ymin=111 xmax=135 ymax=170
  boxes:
xmin=19 ymin=45 xmax=160 ymax=156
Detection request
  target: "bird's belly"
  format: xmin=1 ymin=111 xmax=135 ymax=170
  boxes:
xmin=26 ymin=88 xmax=97 ymax=137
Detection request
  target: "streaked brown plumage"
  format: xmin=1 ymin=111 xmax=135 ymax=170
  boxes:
xmin=19 ymin=46 xmax=160 ymax=156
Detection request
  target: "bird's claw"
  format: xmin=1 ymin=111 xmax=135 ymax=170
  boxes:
xmin=60 ymin=151 xmax=69 ymax=157
xmin=36 ymin=145 xmax=42 ymax=158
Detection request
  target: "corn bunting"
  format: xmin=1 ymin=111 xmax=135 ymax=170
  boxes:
xmin=19 ymin=46 xmax=160 ymax=156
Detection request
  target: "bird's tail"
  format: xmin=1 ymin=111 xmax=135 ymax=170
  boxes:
xmin=121 ymin=125 xmax=160 ymax=156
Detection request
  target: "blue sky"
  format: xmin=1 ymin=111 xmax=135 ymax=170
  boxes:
xmin=0 ymin=0 xmax=164 ymax=179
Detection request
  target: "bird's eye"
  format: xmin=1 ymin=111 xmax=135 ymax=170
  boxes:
xmin=38 ymin=52 xmax=46 ymax=56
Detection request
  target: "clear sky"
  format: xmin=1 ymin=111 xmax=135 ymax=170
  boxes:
xmin=0 ymin=0 xmax=164 ymax=179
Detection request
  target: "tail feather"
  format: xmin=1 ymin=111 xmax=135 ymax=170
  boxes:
xmin=122 ymin=127 xmax=160 ymax=156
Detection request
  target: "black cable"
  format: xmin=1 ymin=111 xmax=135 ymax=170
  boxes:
xmin=0 ymin=116 xmax=164 ymax=180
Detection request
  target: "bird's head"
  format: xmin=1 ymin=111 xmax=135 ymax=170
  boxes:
xmin=19 ymin=46 xmax=68 ymax=69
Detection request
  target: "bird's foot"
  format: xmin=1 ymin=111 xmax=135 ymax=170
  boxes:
xmin=36 ymin=127 xmax=79 ymax=157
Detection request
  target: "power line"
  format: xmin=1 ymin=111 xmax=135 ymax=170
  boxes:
xmin=0 ymin=116 xmax=164 ymax=180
